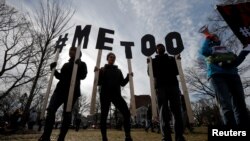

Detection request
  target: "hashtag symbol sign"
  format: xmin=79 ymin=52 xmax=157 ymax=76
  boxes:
xmin=55 ymin=33 xmax=68 ymax=53
xmin=240 ymin=27 xmax=250 ymax=38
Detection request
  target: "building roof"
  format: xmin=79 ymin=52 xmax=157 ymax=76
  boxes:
xmin=134 ymin=95 xmax=151 ymax=109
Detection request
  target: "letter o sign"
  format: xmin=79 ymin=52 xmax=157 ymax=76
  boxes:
xmin=165 ymin=32 xmax=184 ymax=55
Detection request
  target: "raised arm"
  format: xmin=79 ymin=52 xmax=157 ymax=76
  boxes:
xmin=120 ymin=70 xmax=129 ymax=87
xmin=234 ymin=50 xmax=250 ymax=67
xmin=97 ymin=67 xmax=104 ymax=86
xmin=54 ymin=63 xmax=66 ymax=80
xmin=200 ymin=39 xmax=212 ymax=57
xmin=54 ymin=70 xmax=61 ymax=80
xmin=78 ymin=62 xmax=88 ymax=80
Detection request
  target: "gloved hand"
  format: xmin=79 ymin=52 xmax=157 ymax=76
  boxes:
xmin=50 ymin=62 xmax=57 ymax=70
xmin=242 ymin=44 xmax=250 ymax=54
xmin=146 ymin=58 xmax=150 ymax=64
xmin=94 ymin=66 xmax=100 ymax=72
xmin=75 ymin=58 xmax=81 ymax=65
xmin=176 ymin=54 xmax=181 ymax=60
xmin=241 ymin=44 xmax=250 ymax=56
xmin=127 ymin=72 xmax=133 ymax=77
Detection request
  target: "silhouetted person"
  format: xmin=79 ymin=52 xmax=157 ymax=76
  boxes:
xmin=28 ymin=109 xmax=37 ymax=130
xmin=95 ymin=52 xmax=133 ymax=141
xmin=9 ymin=109 xmax=22 ymax=131
xmin=37 ymin=118 xmax=43 ymax=132
xmin=149 ymin=44 xmax=186 ymax=141
xmin=2 ymin=111 xmax=11 ymax=128
xmin=39 ymin=47 xmax=87 ymax=141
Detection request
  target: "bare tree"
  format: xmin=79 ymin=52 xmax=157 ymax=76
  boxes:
xmin=191 ymin=99 xmax=221 ymax=126
xmin=185 ymin=67 xmax=215 ymax=98
xmin=0 ymin=1 xmax=24 ymax=32
xmin=0 ymin=87 xmax=28 ymax=113
xmin=0 ymin=3 xmax=35 ymax=100
xmin=185 ymin=61 xmax=250 ymax=99
xmin=29 ymin=77 xmax=49 ymax=111
xmin=22 ymin=0 xmax=74 ymax=123
xmin=78 ymin=94 xmax=90 ymax=115
xmin=91 ymin=93 xmax=101 ymax=126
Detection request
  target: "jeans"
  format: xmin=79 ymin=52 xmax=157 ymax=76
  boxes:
xmin=157 ymin=86 xmax=185 ymax=141
xmin=210 ymin=74 xmax=249 ymax=128
xmin=100 ymin=93 xmax=131 ymax=139
xmin=41 ymin=92 xmax=78 ymax=140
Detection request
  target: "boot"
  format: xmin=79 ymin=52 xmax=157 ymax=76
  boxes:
xmin=125 ymin=137 xmax=133 ymax=141
xmin=38 ymin=136 xmax=50 ymax=141
xmin=102 ymin=137 xmax=108 ymax=141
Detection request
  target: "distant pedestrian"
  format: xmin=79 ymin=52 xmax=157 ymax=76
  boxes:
xmin=28 ymin=109 xmax=37 ymax=130
xmin=9 ymin=109 xmax=22 ymax=131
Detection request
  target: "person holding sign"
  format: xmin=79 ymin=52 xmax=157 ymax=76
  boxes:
xmin=95 ymin=52 xmax=133 ymax=141
xmin=39 ymin=47 xmax=87 ymax=141
xmin=200 ymin=29 xmax=250 ymax=129
xmin=148 ymin=44 xmax=186 ymax=141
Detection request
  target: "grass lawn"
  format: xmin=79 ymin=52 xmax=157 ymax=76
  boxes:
xmin=0 ymin=127 xmax=208 ymax=141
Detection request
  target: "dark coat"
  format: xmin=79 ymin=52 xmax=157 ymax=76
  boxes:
xmin=98 ymin=64 xmax=129 ymax=96
xmin=54 ymin=58 xmax=87 ymax=98
xmin=152 ymin=54 xmax=179 ymax=88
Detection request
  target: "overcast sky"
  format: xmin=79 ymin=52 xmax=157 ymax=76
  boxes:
xmin=6 ymin=0 xmax=250 ymax=105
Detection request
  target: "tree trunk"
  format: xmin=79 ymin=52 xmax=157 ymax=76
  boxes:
xmin=21 ymin=50 xmax=46 ymax=126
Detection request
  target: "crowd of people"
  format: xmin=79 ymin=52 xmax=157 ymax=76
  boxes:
xmin=0 ymin=109 xmax=22 ymax=133
xmin=0 ymin=108 xmax=84 ymax=134
xmin=0 ymin=108 xmax=38 ymax=134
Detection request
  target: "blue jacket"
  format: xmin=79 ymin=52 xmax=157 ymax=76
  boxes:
xmin=200 ymin=38 xmax=249 ymax=78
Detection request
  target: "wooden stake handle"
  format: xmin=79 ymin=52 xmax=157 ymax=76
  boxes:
xmin=127 ymin=59 xmax=136 ymax=117
xmin=175 ymin=55 xmax=194 ymax=124
xmin=90 ymin=49 xmax=102 ymax=115
xmin=41 ymin=49 xmax=60 ymax=119
xmin=66 ymin=44 xmax=82 ymax=112
xmin=148 ymin=57 xmax=158 ymax=119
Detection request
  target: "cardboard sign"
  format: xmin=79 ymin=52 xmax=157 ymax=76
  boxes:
xmin=141 ymin=33 xmax=184 ymax=56
xmin=217 ymin=2 xmax=250 ymax=46
xmin=64 ymin=24 xmax=186 ymax=115
xmin=96 ymin=28 xmax=114 ymax=50
xmin=71 ymin=25 xmax=184 ymax=56
xmin=120 ymin=41 xmax=134 ymax=59
xmin=72 ymin=25 xmax=91 ymax=48
xmin=141 ymin=34 xmax=156 ymax=56
xmin=165 ymin=32 xmax=184 ymax=55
